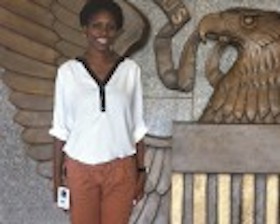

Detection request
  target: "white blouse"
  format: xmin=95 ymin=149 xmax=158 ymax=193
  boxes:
xmin=49 ymin=58 xmax=148 ymax=165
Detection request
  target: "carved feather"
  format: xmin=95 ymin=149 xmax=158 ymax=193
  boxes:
xmin=245 ymin=86 xmax=258 ymax=122
xmin=0 ymin=26 xmax=59 ymax=64
xmin=129 ymin=196 xmax=147 ymax=224
xmin=9 ymin=92 xmax=53 ymax=111
xmin=57 ymin=0 xmax=84 ymax=14
xmin=156 ymin=150 xmax=171 ymax=195
xmin=22 ymin=128 xmax=53 ymax=144
xmin=0 ymin=48 xmax=56 ymax=79
xmin=14 ymin=111 xmax=52 ymax=127
xmin=56 ymin=40 xmax=84 ymax=59
xmin=0 ymin=0 xmax=54 ymax=28
xmin=0 ymin=7 xmax=58 ymax=47
xmin=209 ymin=85 xmax=227 ymax=112
xmin=26 ymin=144 xmax=53 ymax=161
xmin=199 ymin=106 xmax=216 ymax=123
xmin=145 ymin=149 xmax=165 ymax=194
xmin=257 ymin=85 xmax=270 ymax=119
xmin=3 ymin=72 xmax=54 ymax=96
xmin=133 ymin=193 xmax=161 ymax=224
xmin=264 ymin=111 xmax=275 ymax=123
xmin=268 ymin=86 xmax=280 ymax=117
xmin=214 ymin=109 xmax=224 ymax=123
xmin=144 ymin=147 xmax=156 ymax=170
xmin=53 ymin=21 xmax=86 ymax=48
xmin=52 ymin=2 xmax=82 ymax=30
xmin=222 ymin=79 xmax=240 ymax=117
xmin=234 ymin=86 xmax=247 ymax=119
xmin=152 ymin=193 xmax=170 ymax=224
xmin=31 ymin=0 xmax=54 ymax=8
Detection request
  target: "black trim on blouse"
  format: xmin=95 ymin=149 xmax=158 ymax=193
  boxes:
xmin=76 ymin=56 xmax=125 ymax=112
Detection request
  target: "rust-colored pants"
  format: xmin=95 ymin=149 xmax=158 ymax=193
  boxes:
xmin=65 ymin=155 xmax=137 ymax=224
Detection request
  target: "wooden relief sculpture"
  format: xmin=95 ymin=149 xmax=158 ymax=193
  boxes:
xmin=198 ymin=8 xmax=280 ymax=124
xmin=154 ymin=5 xmax=280 ymax=224
xmin=155 ymin=6 xmax=280 ymax=124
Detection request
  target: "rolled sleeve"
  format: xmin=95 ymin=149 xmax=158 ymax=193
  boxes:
xmin=49 ymin=127 xmax=68 ymax=141
xmin=132 ymin=65 xmax=148 ymax=143
xmin=134 ymin=124 xmax=148 ymax=143
xmin=49 ymin=67 xmax=69 ymax=141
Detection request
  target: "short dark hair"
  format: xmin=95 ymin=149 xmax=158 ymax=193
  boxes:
xmin=79 ymin=0 xmax=124 ymax=30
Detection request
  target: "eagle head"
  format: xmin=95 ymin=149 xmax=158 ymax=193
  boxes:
xmin=198 ymin=7 xmax=280 ymax=49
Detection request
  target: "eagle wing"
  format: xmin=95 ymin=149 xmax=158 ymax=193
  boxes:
xmin=130 ymin=135 xmax=171 ymax=224
xmin=0 ymin=0 xmax=58 ymax=160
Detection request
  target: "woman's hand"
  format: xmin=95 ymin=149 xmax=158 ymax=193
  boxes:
xmin=134 ymin=139 xmax=146 ymax=203
xmin=53 ymin=138 xmax=66 ymax=203
xmin=134 ymin=172 xmax=146 ymax=203
xmin=53 ymin=164 xmax=67 ymax=202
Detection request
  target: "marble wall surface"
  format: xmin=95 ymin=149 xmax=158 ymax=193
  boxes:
xmin=1 ymin=0 xmax=280 ymax=223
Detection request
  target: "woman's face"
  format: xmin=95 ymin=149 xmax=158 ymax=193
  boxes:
xmin=84 ymin=10 xmax=119 ymax=52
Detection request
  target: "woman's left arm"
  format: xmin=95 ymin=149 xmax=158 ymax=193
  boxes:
xmin=134 ymin=139 xmax=146 ymax=202
xmin=131 ymin=63 xmax=148 ymax=202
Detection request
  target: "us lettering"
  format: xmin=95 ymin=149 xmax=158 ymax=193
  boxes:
xmin=161 ymin=0 xmax=179 ymax=11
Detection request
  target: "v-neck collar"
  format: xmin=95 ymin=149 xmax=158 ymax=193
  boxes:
xmin=76 ymin=56 xmax=125 ymax=86
xmin=76 ymin=56 xmax=125 ymax=112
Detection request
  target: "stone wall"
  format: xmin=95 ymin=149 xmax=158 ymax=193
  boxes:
xmin=1 ymin=0 xmax=280 ymax=223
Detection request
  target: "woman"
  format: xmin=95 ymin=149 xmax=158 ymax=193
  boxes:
xmin=49 ymin=1 xmax=148 ymax=223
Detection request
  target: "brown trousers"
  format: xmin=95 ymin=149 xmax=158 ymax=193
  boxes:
xmin=65 ymin=155 xmax=137 ymax=224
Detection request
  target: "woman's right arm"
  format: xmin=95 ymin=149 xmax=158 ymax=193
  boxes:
xmin=50 ymin=65 xmax=69 ymax=202
xmin=53 ymin=138 xmax=66 ymax=202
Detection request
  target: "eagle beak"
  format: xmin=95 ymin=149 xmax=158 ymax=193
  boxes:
xmin=219 ymin=35 xmax=229 ymax=43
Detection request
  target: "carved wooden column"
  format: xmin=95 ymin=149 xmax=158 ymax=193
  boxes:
xmin=172 ymin=124 xmax=280 ymax=224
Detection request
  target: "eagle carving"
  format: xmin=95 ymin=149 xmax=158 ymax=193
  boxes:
xmin=199 ymin=8 xmax=280 ymax=124
xmin=155 ymin=7 xmax=280 ymax=124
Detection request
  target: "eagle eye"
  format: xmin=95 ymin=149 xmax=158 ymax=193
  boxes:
xmin=244 ymin=16 xmax=254 ymax=25
xmin=241 ymin=15 xmax=257 ymax=29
